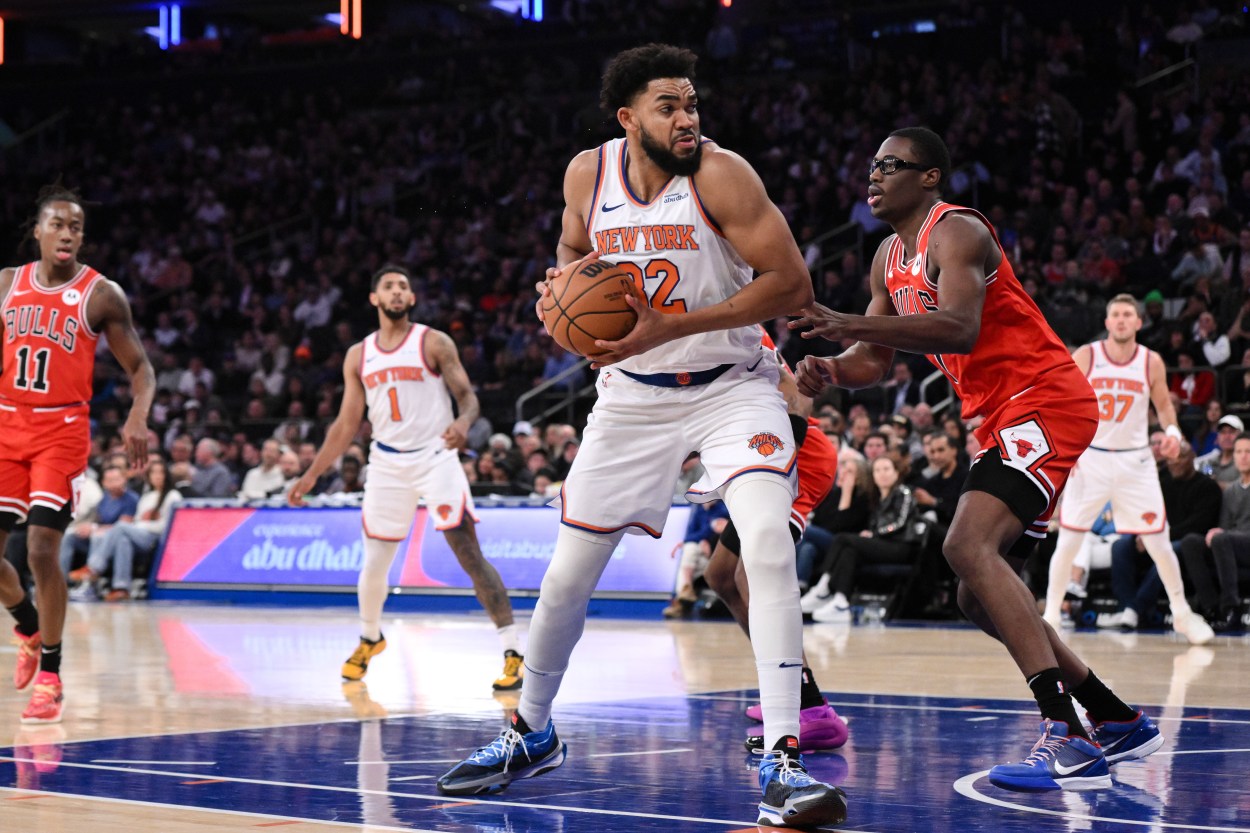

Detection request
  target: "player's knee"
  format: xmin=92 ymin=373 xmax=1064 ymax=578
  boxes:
xmin=703 ymin=553 xmax=737 ymax=599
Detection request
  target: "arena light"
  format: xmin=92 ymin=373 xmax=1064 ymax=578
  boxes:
xmin=0 ymin=17 xmax=5 ymax=66
xmin=171 ymin=4 xmax=181 ymax=46
xmin=352 ymin=0 xmax=362 ymax=39
xmin=340 ymin=0 xmax=349 ymax=35
xmin=532 ymin=0 xmax=543 ymax=22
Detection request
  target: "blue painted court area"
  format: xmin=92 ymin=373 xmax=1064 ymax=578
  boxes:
xmin=3 ymin=691 xmax=1248 ymax=832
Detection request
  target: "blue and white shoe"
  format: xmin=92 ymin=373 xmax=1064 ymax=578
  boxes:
xmin=436 ymin=716 xmax=566 ymax=795
xmin=1089 ymin=710 xmax=1164 ymax=764
xmin=756 ymin=738 xmax=848 ymax=828
xmin=988 ymin=721 xmax=1111 ymax=792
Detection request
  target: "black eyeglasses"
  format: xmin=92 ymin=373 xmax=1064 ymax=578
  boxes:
xmin=868 ymin=156 xmax=930 ymax=176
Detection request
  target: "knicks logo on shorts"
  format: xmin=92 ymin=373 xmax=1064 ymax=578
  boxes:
xmin=748 ymin=432 xmax=785 ymax=457
xmin=436 ymin=504 xmax=453 ymax=521
xmin=1142 ymin=511 xmax=1158 ymax=526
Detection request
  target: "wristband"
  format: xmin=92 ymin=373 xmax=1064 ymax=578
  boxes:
xmin=1165 ymin=425 xmax=1183 ymax=441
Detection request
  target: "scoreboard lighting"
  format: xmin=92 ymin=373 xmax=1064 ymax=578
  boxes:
xmin=0 ymin=17 xmax=5 ymax=66
xmin=145 ymin=4 xmax=182 ymax=50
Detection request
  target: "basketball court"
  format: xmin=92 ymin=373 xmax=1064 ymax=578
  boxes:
xmin=2 ymin=603 xmax=1248 ymax=832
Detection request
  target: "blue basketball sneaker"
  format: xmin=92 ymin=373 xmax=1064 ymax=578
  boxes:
xmin=988 ymin=721 xmax=1111 ymax=792
xmin=756 ymin=738 xmax=848 ymax=828
xmin=1088 ymin=710 xmax=1164 ymax=764
xmin=436 ymin=715 xmax=567 ymax=796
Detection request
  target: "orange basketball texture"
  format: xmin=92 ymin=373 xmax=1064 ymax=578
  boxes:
xmin=541 ymin=259 xmax=644 ymax=357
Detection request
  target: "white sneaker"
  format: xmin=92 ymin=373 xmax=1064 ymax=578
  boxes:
xmin=1096 ymin=608 xmax=1138 ymax=629
xmin=812 ymin=597 xmax=852 ymax=623
xmin=1173 ymin=610 xmax=1215 ymax=646
xmin=1065 ymin=581 xmax=1088 ymax=600
xmin=1042 ymin=612 xmax=1072 ymax=631
xmin=800 ymin=579 xmax=831 ymax=614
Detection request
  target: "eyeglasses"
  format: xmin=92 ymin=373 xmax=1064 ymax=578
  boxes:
xmin=868 ymin=156 xmax=930 ymax=176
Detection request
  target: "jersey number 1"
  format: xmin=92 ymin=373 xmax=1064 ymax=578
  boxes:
xmin=12 ymin=346 xmax=50 ymax=393
xmin=387 ymin=387 xmax=402 ymax=421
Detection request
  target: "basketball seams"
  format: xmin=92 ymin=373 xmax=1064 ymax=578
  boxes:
xmin=544 ymin=262 xmax=640 ymax=357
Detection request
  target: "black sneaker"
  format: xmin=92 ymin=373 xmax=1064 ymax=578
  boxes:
xmin=436 ymin=716 xmax=566 ymax=795
xmin=756 ymin=737 xmax=848 ymax=828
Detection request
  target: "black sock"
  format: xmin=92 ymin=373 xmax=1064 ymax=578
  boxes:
xmin=7 ymin=595 xmax=39 ymax=637
xmin=772 ymin=735 xmax=800 ymax=758
xmin=1027 ymin=667 xmax=1088 ymax=740
xmin=512 ymin=712 xmax=534 ymax=735
xmin=800 ymin=667 xmax=825 ymax=710
xmin=1070 ymin=669 xmax=1137 ymax=725
xmin=362 ymin=633 xmax=383 ymax=645
xmin=40 ymin=642 xmax=62 ymax=676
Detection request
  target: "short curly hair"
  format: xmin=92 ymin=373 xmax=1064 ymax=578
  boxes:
xmin=600 ymin=43 xmax=698 ymax=114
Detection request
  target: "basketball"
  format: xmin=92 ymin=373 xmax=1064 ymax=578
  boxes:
xmin=541 ymin=258 xmax=645 ymax=358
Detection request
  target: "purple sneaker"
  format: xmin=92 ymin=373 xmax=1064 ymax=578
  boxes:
xmin=746 ymin=703 xmax=764 ymax=722
xmin=746 ymin=704 xmax=849 ymax=753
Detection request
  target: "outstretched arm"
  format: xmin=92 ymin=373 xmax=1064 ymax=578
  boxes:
xmin=96 ymin=281 xmax=155 ymax=469
xmin=289 ymin=344 xmax=366 ymax=506
xmin=424 ymin=330 xmax=480 ymax=450
xmin=793 ymin=238 xmax=896 ymax=396
xmin=790 ymin=213 xmax=991 ymax=355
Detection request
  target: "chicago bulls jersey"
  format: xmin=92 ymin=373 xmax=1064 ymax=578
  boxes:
xmin=359 ymin=324 xmax=452 ymax=450
xmin=1085 ymin=341 xmax=1152 ymax=450
xmin=1 ymin=262 xmax=103 ymax=407
xmin=882 ymin=202 xmax=1082 ymax=421
xmin=585 ymin=138 xmax=758 ymax=375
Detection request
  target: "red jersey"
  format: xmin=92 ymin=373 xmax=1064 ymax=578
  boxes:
xmin=882 ymin=202 xmax=1085 ymax=421
xmin=1 ymin=262 xmax=104 ymax=407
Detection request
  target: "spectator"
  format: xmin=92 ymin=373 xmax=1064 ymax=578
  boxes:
xmin=1179 ymin=432 xmax=1250 ymax=633
xmin=59 ymin=466 xmax=138 ymax=577
xmin=67 ymin=460 xmax=182 ymax=602
xmin=189 ymin=438 xmax=236 ymax=498
xmin=326 ymin=454 xmax=366 ymax=495
xmin=1195 ymin=414 xmax=1244 ymax=486
xmin=1192 ymin=311 xmax=1231 ymax=368
xmin=912 ymin=433 xmax=968 ymax=534
xmin=663 ymin=500 xmax=730 ymax=619
xmin=1169 ymin=351 xmax=1216 ymax=414
xmin=238 ymin=439 xmax=286 ymax=500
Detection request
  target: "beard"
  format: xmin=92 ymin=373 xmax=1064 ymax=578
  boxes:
xmin=638 ymin=124 xmax=702 ymax=177
xmin=381 ymin=303 xmax=413 ymax=321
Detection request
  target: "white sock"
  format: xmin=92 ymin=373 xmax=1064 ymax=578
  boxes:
xmin=831 ymin=592 xmax=849 ymax=608
xmin=358 ymin=536 xmax=401 ymax=641
xmin=725 ymin=476 xmax=803 ymax=748
xmin=1140 ymin=532 xmax=1192 ymax=615
xmin=497 ymin=623 xmax=521 ymax=655
xmin=1045 ymin=527 xmax=1084 ymax=620
xmin=517 ymin=525 xmax=623 ymax=730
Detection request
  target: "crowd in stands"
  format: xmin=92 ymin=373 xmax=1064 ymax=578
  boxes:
xmin=3 ymin=1 xmax=1250 ymax=616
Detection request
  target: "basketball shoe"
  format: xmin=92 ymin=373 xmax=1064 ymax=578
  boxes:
xmin=988 ymin=721 xmax=1110 ymax=792
xmin=745 ymin=704 xmax=849 ymax=753
xmin=13 ymin=628 xmax=41 ymax=690
xmin=1088 ymin=710 xmax=1164 ymax=764
xmin=492 ymin=650 xmax=524 ymax=691
xmin=436 ymin=714 xmax=566 ymax=795
xmin=1172 ymin=609 xmax=1215 ymax=646
xmin=21 ymin=671 xmax=64 ymax=725
xmin=756 ymin=738 xmax=848 ymax=828
xmin=341 ymin=634 xmax=386 ymax=681
xmin=342 ymin=681 xmax=388 ymax=719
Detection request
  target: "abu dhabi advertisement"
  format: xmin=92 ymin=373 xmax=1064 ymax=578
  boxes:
xmin=153 ymin=504 xmax=690 ymax=595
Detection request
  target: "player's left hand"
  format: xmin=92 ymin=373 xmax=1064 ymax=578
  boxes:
xmin=588 ymin=293 xmax=668 ymax=368
xmin=442 ymin=417 xmax=470 ymax=450
xmin=789 ymin=303 xmax=856 ymax=342
xmin=1160 ymin=433 xmax=1181 ymax=461
xmin=121 ymin=415 xmax=149 ymax=471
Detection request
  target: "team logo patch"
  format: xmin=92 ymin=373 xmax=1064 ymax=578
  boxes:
xmin=1142 ymin=511 xmax=1158 ymax=525
xmin=676 ymin=372 xmax=692 ymax=385
xmin=64 ymin=289 xmax=82 ymax=305
xmin=436 ymin=504 xmax=453 ymax=520
xmin=1009 ymin=435 xmax=1037 ymax=458
xmin=749 ymin=432 xmax=785 ymax=457
xmin=999 ymin=419 xmax=1052 ymax=463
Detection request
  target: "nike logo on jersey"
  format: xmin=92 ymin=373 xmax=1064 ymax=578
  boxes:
xmin=602 ymin=203 xmax=625 ymax=212
xmin=10 ymin=289 xmax=31 ymax=297
xmin=745 ymin=356 xmax=764 ymax=373
xmin=64 ymin=415 xmax=79 ymax=423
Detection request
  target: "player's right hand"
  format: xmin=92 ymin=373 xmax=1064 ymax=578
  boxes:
xmin=287 ymin=476 xmax=315 ymax=507
xmin=795 ymin=356 xmax=839 ymax=398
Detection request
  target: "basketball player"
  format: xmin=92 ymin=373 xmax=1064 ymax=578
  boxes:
xmin=701 ymin=329 xmax=848 ymax=753
xmin=0 ymin=185 xmax=155 ymax=724
xmin=791 ymin=127 xmax=1161 ymax=793
xmin=1043 ymin=295 xmax=1214 ymax=645
xmin=438 ymin=44 xmax=847 ymax=829
xmin=288 ymin=265 xmax=523 ymax=691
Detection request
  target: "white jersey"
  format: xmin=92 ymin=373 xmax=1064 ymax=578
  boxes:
xmin=1085 ymin=341 xmax=1152 ymax=450
xmin=359 ymin=324 xmax=452 ymax=451
xmin=586 ymin=138 xmax=759 ymax=375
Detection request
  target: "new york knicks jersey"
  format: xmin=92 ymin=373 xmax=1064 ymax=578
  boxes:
xmin=1085 ymin=341 xmax=1152 ymax=450
xmin=1 ymin=262 xmax=103 ymax=407
xmin=882 ymin=202 xmax=1083 ymax=421
xmin=585 ymin=138 xmax=759 ymax=375
xmin=359 ymin=324 xmax=452 ymax=450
